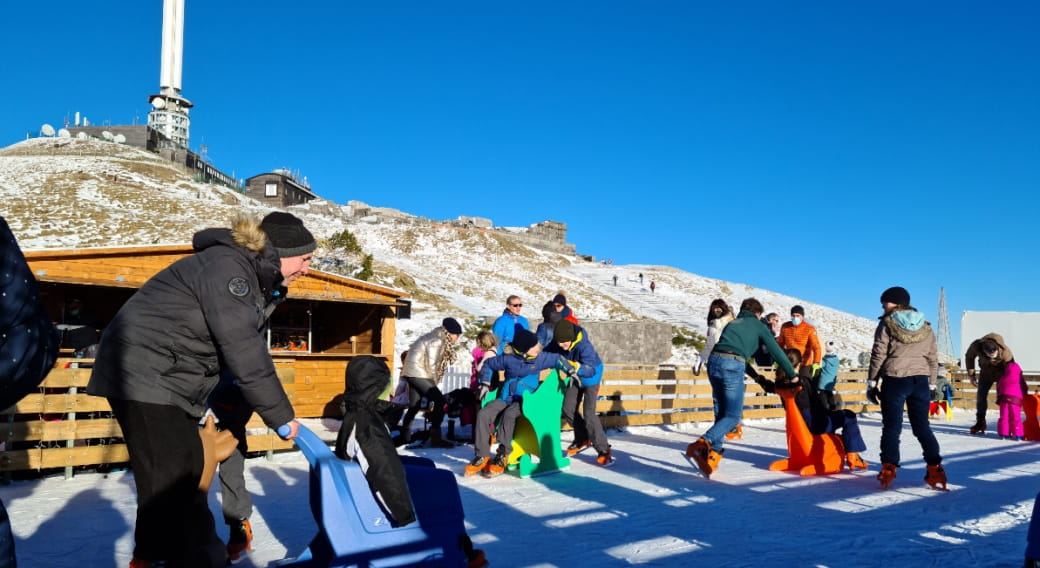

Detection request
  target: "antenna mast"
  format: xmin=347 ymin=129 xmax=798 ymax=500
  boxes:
xmin=937 ymin=287 xmax=953 ymax=359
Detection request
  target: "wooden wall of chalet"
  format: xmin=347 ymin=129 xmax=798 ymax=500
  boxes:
xmin=23 ymin=244 xmax=406 ymax=423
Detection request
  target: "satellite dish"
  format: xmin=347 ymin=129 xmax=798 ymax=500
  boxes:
xmin=114 ymin=134 xmax=126 ymax=144
xmin=58 ymin=128 xmax=71 ymax=138
xmin=101 ymin=131 xmax=114 ymax=141
xmin=40 ymin=124 xmax=55 ymax=137
xmin=76 ymin=132 xmax=88 ymax=140
xmin=151 ymin=97 xmax=166 ymax=109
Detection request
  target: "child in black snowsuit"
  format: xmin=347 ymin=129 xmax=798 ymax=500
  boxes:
xmin=749 ymin=349 xmax=868 ymax=470
xmin=334 ymin=356 xmax=487 ymax=566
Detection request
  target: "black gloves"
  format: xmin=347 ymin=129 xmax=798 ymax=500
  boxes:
xmin=866 ymin=380 xmax=880 ymax=405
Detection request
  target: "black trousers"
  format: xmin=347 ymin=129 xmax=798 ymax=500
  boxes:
xmin=110 ymin=398 xmax=226 ymax=568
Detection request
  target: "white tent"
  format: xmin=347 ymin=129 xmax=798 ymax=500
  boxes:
xmin=961 ymin=310 xmax=1040 ymax=372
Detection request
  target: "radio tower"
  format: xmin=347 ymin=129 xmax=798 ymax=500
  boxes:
xmin=936 ymin=287 xmax=953 ymax=359
xmin=147 ymin=0 xmax=192 ymax=150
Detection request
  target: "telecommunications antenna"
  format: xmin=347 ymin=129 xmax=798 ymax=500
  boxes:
xmin=101 ymin=131 xmax=114 ymax=141
xmin=58 ymin=128 xmax=71 ymax=138
xmin=151 ymin=97 xmax=166 ymax=109
xmin=76 ymin=132 xmax=88 ymax=140
xmin=114 ymin=134 xmax=126 ymax=144
xmin=40 ymin=124 xmax=55 ymax=137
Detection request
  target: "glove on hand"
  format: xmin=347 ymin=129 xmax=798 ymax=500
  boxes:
xmin=866 ymin=380 xmax=881 ymax=405
xmin=476 ymin=383 xmax=491 ymax=402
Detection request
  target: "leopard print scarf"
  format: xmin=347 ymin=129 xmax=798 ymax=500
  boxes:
xmin=434 ymin=327 xmax=459 ymax=380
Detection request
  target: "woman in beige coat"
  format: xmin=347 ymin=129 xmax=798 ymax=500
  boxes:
xmin=867 ymin=286 xmax=946 ymax=491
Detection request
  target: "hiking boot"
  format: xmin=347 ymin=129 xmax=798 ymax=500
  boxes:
xmin=596 ymin=447 xmax=615 ymax=467
xmin=226 ymin=519 xmax=253 ymax=562
xmin=877 ymin=463 xmax=898 ymax=489
xmin=725 ymin=423 xmax=743 ymax=440
xmin=846 ymin=452 xmax=868 ymax=471
xmin=483 ymin=454 xmax=507 ymax=478
xmin=465 ymin=456 xmax=490 ymax=477
xmin=566 ymin=440 xmax=591 ymax=457
xmin=970 ymin=420 xmax=986 ymax=435
xmin=686 ymin=437 xmax=722 ymax=478
xmin=925 ymin=464 xmax=948 ymax=491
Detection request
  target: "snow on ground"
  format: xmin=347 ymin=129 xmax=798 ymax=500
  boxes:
xmin=2 ymin=410 xmax=1036 ymax=568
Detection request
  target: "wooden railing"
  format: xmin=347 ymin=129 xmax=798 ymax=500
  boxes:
xmin=0 ymin=359 xmax=293 ymax=476
xmin=4 ymin=361 xmax=1036 ymax=475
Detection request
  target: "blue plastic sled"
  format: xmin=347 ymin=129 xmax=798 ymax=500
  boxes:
xmin=277 ymin=426 xmax=469 ymax=568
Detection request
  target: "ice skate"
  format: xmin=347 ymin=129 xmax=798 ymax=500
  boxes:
xmin=877 ymin=463 xmax=897 ymax=489
xmin=924 ymin=464 xmax=948 ymax=491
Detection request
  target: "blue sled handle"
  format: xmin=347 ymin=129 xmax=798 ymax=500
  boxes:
xmin=277 ymin=424 xmax=292 ymax=438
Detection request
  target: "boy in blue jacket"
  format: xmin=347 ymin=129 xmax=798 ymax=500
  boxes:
xmin=465 ymin=327 xmax=570 ymax=478
xmin=544 ymin=320 xmax=612 ymax=465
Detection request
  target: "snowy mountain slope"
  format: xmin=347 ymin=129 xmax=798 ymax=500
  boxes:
xmin=0 ymin=137 xmax=877 ymax=361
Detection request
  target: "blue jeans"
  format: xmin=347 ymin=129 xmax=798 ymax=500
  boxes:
xmin=703 ymin=353 xmax=748 ymax=449
xmin=879 ymin=375 xmax=942 ymax=466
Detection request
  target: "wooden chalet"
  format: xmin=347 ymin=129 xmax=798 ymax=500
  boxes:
xmin=1 ymin=244 xmax=408 ymax=473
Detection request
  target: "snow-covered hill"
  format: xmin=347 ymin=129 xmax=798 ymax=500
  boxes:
xmin=0 ymin=137 xmax=877 ymax=361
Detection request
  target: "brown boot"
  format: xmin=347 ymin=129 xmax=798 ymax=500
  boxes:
xmin=846 ymin=452 xmax=868 ymax=471
xmin=924 ymin=464 xmax=948 ymax=491
xmin=877 ymin=463 xmax=897 ymax=489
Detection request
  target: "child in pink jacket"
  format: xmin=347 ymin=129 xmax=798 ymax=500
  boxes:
xmin=997 ymin=360 xmax=1026 ymax=440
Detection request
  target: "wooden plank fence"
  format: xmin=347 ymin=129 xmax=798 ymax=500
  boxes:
xmin=3 ymin=361 xmax=1036 ymax=475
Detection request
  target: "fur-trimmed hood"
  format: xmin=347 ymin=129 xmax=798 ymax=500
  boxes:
xmin=884 ymin=307 xmax=933 ymax=344
xmin=193 ymin=214 xmax=269 ymax=254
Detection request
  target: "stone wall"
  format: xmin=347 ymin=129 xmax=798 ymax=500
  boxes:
xmin=581 ymin=320 xmax=672 ymax=365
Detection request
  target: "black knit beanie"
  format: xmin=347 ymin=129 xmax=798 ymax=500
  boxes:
xmin=261 ymin=212 xmax=316 ymax=258
xmin=554 ymin=320 xmax=577 ymax=343
xmin=880 ymin=286 xmax=911 ymax=306
xmin=511 ymin=328 xmax=539 ymax=354
xmin=442 ymin=317 xmax=462 ymax=335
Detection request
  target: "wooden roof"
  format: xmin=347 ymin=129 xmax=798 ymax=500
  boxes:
xmin=24 ymin=244 xmax=408 ymax=305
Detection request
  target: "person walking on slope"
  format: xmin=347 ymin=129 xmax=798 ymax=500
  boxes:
xmin=398 ymin=318 xmax=463 ymax=448
xmin=963 ymin=333 xmax=1015 ymax=435
xmin=492 ymin=295 xmax=529 ymax=353
xmin=778 ymin=305 xmax=822 ymax=380
xmin=685 ymin=298 xmax=795 ymax=478
xmin=544 ymin=320 xmax=613 ymax=466
xmin=866 ymin=286 xmax=946 ymax=491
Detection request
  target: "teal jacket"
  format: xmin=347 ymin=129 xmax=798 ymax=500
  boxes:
xmin=712 ymin=310 xmax=796 ymax=378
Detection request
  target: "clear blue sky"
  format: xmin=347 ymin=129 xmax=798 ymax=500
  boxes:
xmin=4 ymin=1 xmax=1039 ymax=353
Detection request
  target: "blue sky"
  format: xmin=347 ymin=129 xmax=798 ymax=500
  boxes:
xmin=4 ymin=2 xmax=1039 ymax=353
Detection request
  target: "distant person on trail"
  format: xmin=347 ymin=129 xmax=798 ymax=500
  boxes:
xmin=649 ymin=280 xmax=656 ymax=294
xmin=866 ymin=286 xmax=946 ymax=491
xmin=753 ymin=312 xmax=781 ymax=367
xmin=88 ymin=212 xmax=311 ymax=567
xmin=639 ymin=273 xmax=644 ymax=285
xmin=492 ymin=295 xmax=529 ymax=354
xmin=778 ymin=305 xmax=822 ymax=379
xmin=0 ymin=216 xmax=60 ymax=568
xmin=685 ymin=298 xmax=795 ymax=479
xmin=613 ymin=274 xmax=618 ymax=286
xmin=963 ymin=333 xmax=1015 ymax=435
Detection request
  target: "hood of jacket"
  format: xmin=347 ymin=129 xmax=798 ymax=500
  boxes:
xmin=344 ymin=355 xmax=393 ymax=406
xmin=193 ymin=215 xmax=285 ymax=298
xmin=884 ymin=308 xmax=932 ymax=344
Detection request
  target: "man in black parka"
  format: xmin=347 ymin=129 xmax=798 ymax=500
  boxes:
xmin=88 ymin=212 xmax=314 ymax=568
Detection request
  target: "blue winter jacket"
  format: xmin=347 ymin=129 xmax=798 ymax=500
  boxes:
xmin=479 ymin=351 xmax=567 ymax=403
xmin=492 ymin=311 xmax=529 ymax=354
xmin=543 ymin=328 xmax=604 ymax=387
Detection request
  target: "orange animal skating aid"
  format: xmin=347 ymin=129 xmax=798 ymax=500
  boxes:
xmin=769 ymin=386 xmax=846 ymax=476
